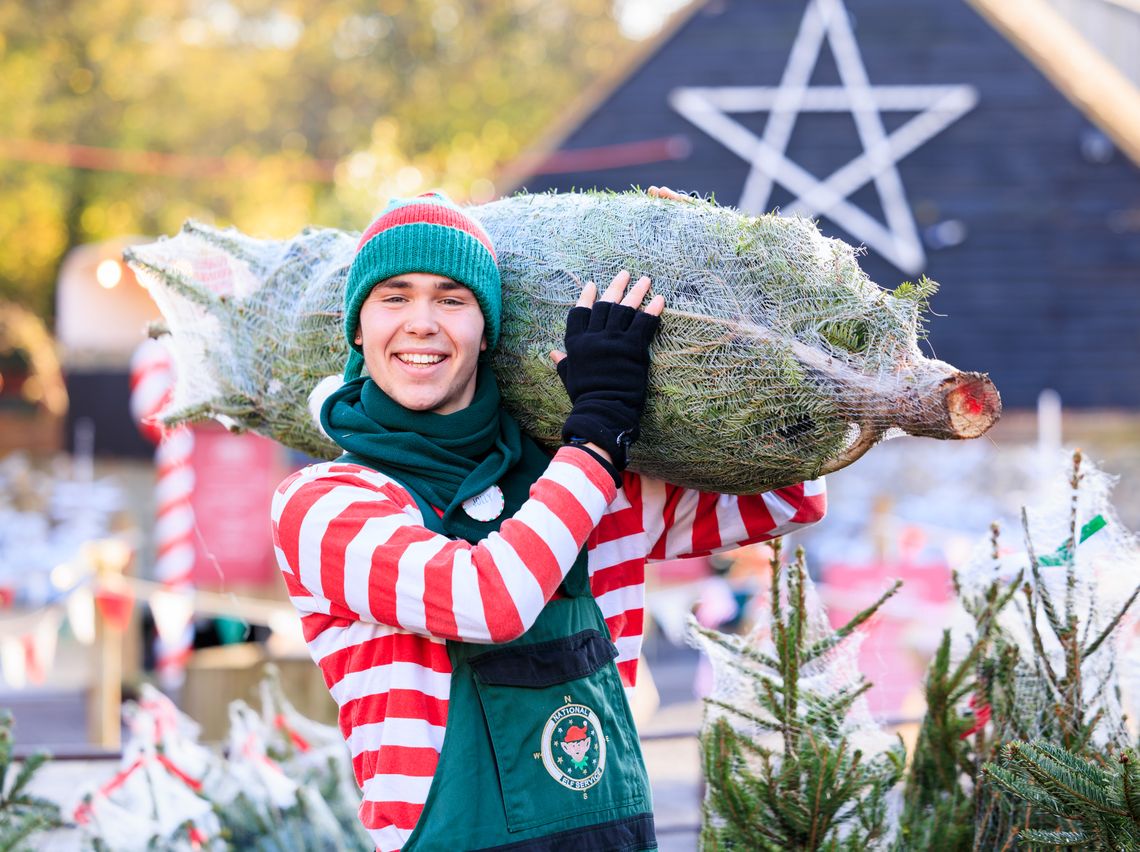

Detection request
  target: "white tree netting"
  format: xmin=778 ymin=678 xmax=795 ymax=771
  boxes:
xmin=125 ymin=191 xmax=1000 ymax=493
xmin=951 ymin=451 xmax=1140 ymax=750
xmin=74 ymin=685 xmax=221 ymax=851
xmin=691 ymin=570 xmax=898 ymax=773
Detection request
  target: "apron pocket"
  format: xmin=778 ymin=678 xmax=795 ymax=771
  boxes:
xmin=468 ymin=629 xmax=647 ymax=833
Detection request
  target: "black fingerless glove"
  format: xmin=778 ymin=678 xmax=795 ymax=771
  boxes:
xmin=557 ymin=300 xmax=661 ymax=472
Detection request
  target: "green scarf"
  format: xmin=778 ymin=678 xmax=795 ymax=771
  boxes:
xmin=319 ymin=363 xmax=551 ymax=542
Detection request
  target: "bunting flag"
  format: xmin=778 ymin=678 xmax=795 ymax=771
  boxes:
xmin=0 ymin=634 xmax=27 ymax=689
xmin=94 ymin=583 xmax=136 ymax=634
xmin=0 ymin=606 xmax=65 ymax=689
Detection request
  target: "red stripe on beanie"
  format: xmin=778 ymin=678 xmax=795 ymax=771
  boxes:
xmin=356 ymin=202 xmax=497 ymax=260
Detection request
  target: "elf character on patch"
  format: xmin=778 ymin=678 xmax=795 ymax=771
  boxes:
xmin=272 ymin=187 xmax=827 ymax=851
xmin=560 ymin=724 xmax=593 ymax=771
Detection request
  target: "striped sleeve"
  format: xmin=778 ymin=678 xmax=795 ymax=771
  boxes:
xmin=628 ymin=474 xmax=827 ymax=562
xmin=271 ymin=447 xmax=617 ymax=645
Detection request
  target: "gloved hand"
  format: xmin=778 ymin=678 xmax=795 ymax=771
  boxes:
xmin=553 ymin=271 xmax=664 ymax=472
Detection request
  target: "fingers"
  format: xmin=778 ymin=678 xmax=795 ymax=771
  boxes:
xmin=549 ymin=350 xmax=566 ymax=365
xmin=598 ymin=269 xmax=631 ymax=303
xmin=595 ymin=270 xmax=651 ymax=308
xmin=574 ymin=269 xmax=667 ymax=326
xmin=647 ymin=185 xmax=687 ymax=202
xmin=620 ymin=275 xmax=650 ymax=308
xmin=575 ymin=281 xmax=598 ymax=308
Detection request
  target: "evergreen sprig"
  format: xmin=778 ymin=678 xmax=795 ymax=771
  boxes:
xmin=0 ymin=711 xmax=65 ymax=851
xmin=982 ymin=742 xmax=1140 ymax=850
xmin=893 ymin=521 xmax=1023 ymax=851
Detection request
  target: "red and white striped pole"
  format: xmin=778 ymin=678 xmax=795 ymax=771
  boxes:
xmin=129 ymin=339 xmax=196 ymax=690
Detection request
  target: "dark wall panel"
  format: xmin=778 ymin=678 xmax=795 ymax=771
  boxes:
xmin=65 ymin=370 xmax=153 ymax=459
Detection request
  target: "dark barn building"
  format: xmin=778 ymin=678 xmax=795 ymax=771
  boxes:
xmin=504 ymin=0 xmax=1140 ymax=411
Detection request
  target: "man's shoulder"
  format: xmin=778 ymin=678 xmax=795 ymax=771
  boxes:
xmin=272 ymin=459 xmax=417 ymax=507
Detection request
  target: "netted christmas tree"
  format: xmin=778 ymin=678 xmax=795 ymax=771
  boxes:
xmin=124 ymin=190 xmax=1000 ymax=493
xmin=695 ymin=450 xmax=1140 ymax=851
xmin=69 ymin=675 xmax=370 ymax=851
xmin=692 ymin=540 xmax=906 ymax=849
xmin=207 ymin=666 xmax=371 ymax=851
xmin=894 ymin=450 xmax=1140 ymax=850
xmin=892 ymin=522 xmax=1024 ymax=851
xmin=971 ymin=452 xmax=1140 ymax=849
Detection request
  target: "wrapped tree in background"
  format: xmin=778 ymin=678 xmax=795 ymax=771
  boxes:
xmin=971 ymin=452 xmax=1140 ymax=849
xmin=696 ymin=450 xmax=1140 ymax=850
xmin=892 ymin=523 xmax=1024 ymax=850
xmin=895 ymin=450 xmax=1140 ymax=849
xmin=693 ymin=540 xmax=905 ymax=849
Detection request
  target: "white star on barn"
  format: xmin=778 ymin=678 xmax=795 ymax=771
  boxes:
xmin=669 ymin=0 xmax=978 ymax=274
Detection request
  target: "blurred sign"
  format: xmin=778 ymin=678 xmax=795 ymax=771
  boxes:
xmin=822 ymin=559 xmax=953 ymax=716
xmin=190 ymin=424 xmax=282 ymax=589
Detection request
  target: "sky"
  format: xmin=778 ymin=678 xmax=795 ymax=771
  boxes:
xmin=615 ymin=0 xmax=692 ymax=39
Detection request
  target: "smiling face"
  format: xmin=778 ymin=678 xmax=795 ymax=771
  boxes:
xmin=355 ymin=272 xmax=487 ymax=415
xmin=560 ymin=737 xmax=592 ymax=763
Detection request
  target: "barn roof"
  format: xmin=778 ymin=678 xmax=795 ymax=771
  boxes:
xmin=970 ymin=0 xmax=1140 ymax=165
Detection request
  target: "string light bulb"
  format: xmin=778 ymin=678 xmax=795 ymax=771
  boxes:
xmin=96 ymin=258 xmax=122 ymax=289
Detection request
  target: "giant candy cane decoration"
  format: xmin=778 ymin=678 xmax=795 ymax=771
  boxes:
xmin=129 ymin=339 xmax=196 ymax=689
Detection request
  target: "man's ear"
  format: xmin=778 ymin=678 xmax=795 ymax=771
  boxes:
xmin=354 ymin=326 xmax=363 ymax=346
xmin=480 ymin=335 xmax=487 ymax=352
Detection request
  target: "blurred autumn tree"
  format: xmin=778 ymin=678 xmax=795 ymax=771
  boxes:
xmin=0 ymin=0 xmax=631 ymax=319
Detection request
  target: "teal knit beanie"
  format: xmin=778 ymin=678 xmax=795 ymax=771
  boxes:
xmin=342 ymin=191 xmax=501 ymax=380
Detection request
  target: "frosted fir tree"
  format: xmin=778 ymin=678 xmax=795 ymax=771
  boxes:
xmin=973 ymin=451 xmax=1140 ymax=849
xmin=896 ymin=450 xmax=1140 ymax=850
xmin=692 ymin=540 xmax=905 ymax=850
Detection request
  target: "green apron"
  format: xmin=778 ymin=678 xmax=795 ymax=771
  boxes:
xmin=341 ymin=455 xmax=656 ymax=852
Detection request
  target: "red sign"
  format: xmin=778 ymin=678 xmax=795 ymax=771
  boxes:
xmin=822 ymin=560 xmax=953 ymax=716
xmin=189 ymin=424 xmax=285 ymax=589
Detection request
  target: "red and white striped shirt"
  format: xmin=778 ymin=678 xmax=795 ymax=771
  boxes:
xmin=271 ymin=447 xmax=825 ymax=851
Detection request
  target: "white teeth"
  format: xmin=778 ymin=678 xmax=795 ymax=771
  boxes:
xmin=397 ymin=353 xmax=444 ymax=365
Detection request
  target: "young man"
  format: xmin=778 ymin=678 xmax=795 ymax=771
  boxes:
xmin=271 ymin=192 xmax=826 ymax=851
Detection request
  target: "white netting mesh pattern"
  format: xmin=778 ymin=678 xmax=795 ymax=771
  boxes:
xmin=950 ymin=452 xmax=1140 ymax=749
xmin=125 ymin=191 xmax=1000 ymax=493
xmin=690 ymin=565 xmax=897 ymax=771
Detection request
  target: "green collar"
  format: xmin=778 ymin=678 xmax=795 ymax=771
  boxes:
xmin=319 ymin=363 xmax=546 ymax=539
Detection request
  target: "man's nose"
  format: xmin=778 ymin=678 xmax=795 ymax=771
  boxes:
xmin=403 ymin=301 xmax=439 ymax=335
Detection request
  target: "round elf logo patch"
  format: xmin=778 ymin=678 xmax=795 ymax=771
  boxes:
xmin=541 ymin=703 xmax=606 ymax=790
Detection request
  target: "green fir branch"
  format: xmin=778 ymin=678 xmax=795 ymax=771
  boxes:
xmin=690 ymin=622 xmax=781 ymax=671
xmin=1082 ymin=582 xmax=1140 ymax=658
xmin=1063 ymin=452 xmax=1083 ymax=635
xmin=703 ymin=698 xmax=784 ymax=737
xmin=983 ymin=761 xmax=1068 ymax=816
xmin=983 ymin=742 xmax=1140 ymax=849
xmin=1022 ymin=507 xmax=1065 ymax=639
xmin=1023 ymin=582 xmax=1063 ymax=699
xmin=1015 ymin=827 xmax=1091 ymax=848
xmin=805 ymin=579 xmax=902 ymax=663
